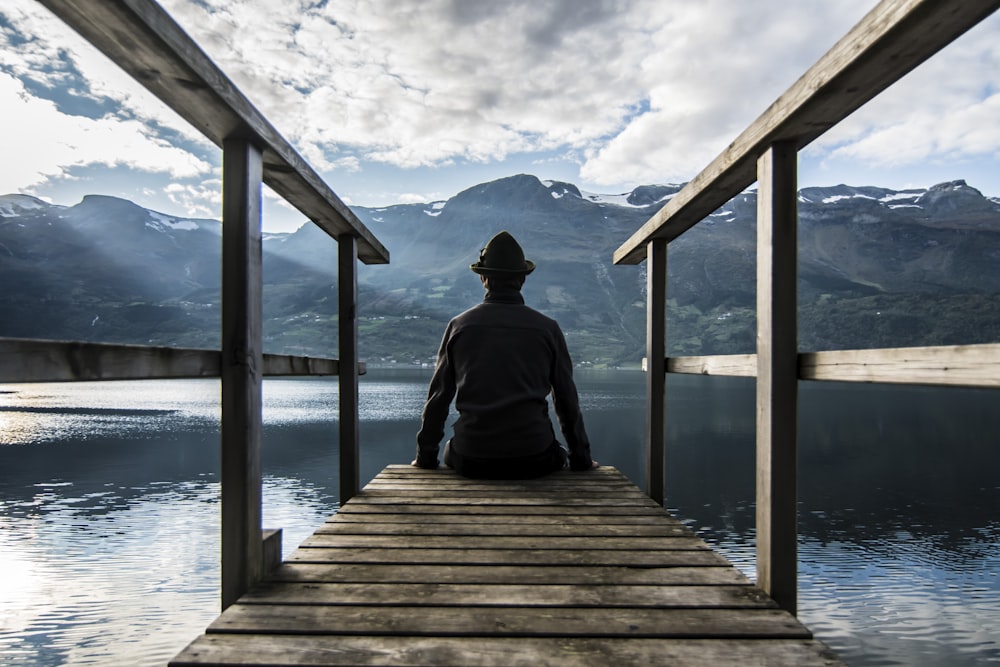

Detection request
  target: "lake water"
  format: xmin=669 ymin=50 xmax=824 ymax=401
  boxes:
xmin=0 ymin=368 xmax=997 ymax=666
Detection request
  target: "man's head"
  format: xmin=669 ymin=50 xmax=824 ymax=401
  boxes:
xmin=470 ymin=231 xmax=535 ymax=277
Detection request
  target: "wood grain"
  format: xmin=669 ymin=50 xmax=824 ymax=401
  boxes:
xmin=171 ymin=466 xmax=844 ymax=665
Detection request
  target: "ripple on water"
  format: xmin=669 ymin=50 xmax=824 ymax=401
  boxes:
xmin=796 ymin=531 xmax=1000 ymax=667
xmin=0 ymin=470 xmax=339 ymax=667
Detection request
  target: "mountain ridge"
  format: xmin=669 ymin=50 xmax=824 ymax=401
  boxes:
xmin=2 ymin=175 xmax=998 ymax=366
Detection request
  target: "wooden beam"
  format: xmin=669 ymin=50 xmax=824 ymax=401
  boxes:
xmin=261 ymin=529 xmax=283 ymax=575
xmin=668 ymin=354 xmax=758 ymax=377
xmin=755 ymin=142 xmax=799 ymax=615
xmin=220 ymin=137 xmax=264 ymax=611
xmin=614 ymin=0 xmax=1000 ymax=264
xmin=799 ymin=344 xmax=1000 ymax=388
xmin=37 ymin=0 xmax=388 ymax=265
xmin=656 ymin=345 xmax=1000 ymax=388
xmin=338 ymin=234 xmax=361 ymax=505
xmin=0 ymin=338 xmax=357 ymax=383
xmin=645 ymin=239 xmax=667 ymax=506
xmin=0 ymin=338 xmax=370 ymax=383
xmin=0 ymin=339 xmax=221 ymax=382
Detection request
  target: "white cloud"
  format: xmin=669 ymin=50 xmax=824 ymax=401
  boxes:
xmin=397 ymin=192 xmax=433 ymax=205
xmin=163 ymin=180 xmax=220 ymax=219
xmin=3 ymin=0 xmax=998 ymax=209
xmin=1 ymin=0 xmax=210 ymax=146
xmin=580 ymin=0 xmax=879 ymax=185
xmin=1 ymin=0 xmax=219 ymax=206
xmin=157 ymin=0 xmax=659 ymax=169
xmin=0 ymin=72 xmax=212 ymax=193
xmin=170 ymin=0 xmax=1000 ymax=191
xmin=809 ymin=12 xmax=1000 ymax=169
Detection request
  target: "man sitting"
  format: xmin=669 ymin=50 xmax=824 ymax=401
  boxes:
xmin=412 ymin=230 xmax=597 ymax=479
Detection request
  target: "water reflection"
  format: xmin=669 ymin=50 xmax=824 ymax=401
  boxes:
xmin=655 ymin=375 xmax=1000 ymax=667
xmin=0 ymin=371 xmax=997 ymax=666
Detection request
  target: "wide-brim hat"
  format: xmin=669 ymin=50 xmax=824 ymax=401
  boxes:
xmin=470 ymin=230 xmax=535 ymax=275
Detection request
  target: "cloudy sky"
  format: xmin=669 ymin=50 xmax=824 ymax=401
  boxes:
xmin=2 ymin=0 xmax=998 ymax=232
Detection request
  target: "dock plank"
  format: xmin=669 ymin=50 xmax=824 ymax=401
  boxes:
xmin=170 ymin=635 xmax=844 ymax=667
xmin=300 ymin=533 xmax=706 ymax=550
xmin=269 ymin=563 xmax=753 ymax=586
xmin=318 ymin=520 xmax=689 ymax=536
xmin=208 ymin=604 xmax=811 ymax=638
xmin=239 ymin=582 xmax=774 ymax=608
xmin=287 ymin=546 xmax=732 ymax=567
xmin=326 ymin=512 xmax=683 ymax=526
xmin=170 ymin=465 xmax=843 ymax=666
xmin=335 ymin=502 xmax=669 ymax=516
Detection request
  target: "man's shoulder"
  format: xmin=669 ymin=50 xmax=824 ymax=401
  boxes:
xmin=451 ymin=302 xmax=488 ymax=323
xmin=453 ymin=301 xmax=560 ymax=330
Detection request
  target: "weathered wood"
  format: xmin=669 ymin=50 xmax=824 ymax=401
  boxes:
xmin=240 ymin=582 xmax=773 ymax=608
xmin=800 ymin=344 xmax=1000 ymax=388
xmin=364 ymin=474 xmax=637 ymax=487
xmin=345 ymin=494 xmax=661 ymax=507
xmin=261 ymin=528 xmax=282 ymax=575
xmin=173 ymin=466 xmax=842 ymax=666
xmin=382 ymin=463 xmax=623 ymax=474
xmin=209 ymin=604 xmax=811 ymax=639
xmin=37 ymin=0 xmax=388 ymax=264
xmin=358 ymin=482 xmax=639 ymax=494
xmin=0 ymin=337 xmax=360 ymax=383
xmin=335 ymin=502 xmax=671 ymax=516
xmin=327 ymin=514 xmax=678 ymax=527
xmin=318 ymin=520 xmax=689 ymax=537
xmin=171 ymin=635 xmax=844 ymax=667
xmin=220 ymin=137 xmax=264 ymax=611
xmin=338 ymin=235 xmax=360 ymax=505
xmin=614 ymin=0 xmax=1000 ymax=264
xmin=0 ymin=338 xmax=222 ymax=382
xmin=646 ymin=238 xmax=668 ymax=505
xmin=641 ymin=345 xmax=1000 ymax=388
xmin=300 ymin=534 xmax=706 ymax=551
xmin=668 ymin=354 xmax=758 ymax=378
xmin=261 ymin=355 xmax=342 ymax=377
xmin=269 ymin=563 xmax=752 ymax=586
xmin=355 ymin=486 xmax=652 ymax=499
xmin=288 ymin=547 xmax=730 ymax=568
xmin=755 ymin=142 xmax=799 ymax=615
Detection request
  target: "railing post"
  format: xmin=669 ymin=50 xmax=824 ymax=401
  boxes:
xmin=755 ymin=140 xmax=799 ymax=614
xmin=646 ymin=238 xmax=667 ymax=505
xmin=220 ymin=137 xmax=264 ymax=610
xmin=338 ymin=233 xmax=360 ymax=504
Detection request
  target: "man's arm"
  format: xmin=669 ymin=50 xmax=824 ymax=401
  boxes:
xmin=549 ymin=326 xmax=594 ymax=470
xmin=414 ymin=325 xmax=456 ymax=468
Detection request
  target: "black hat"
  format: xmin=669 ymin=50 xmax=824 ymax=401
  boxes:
xmin=470 ymin=231 xmax=535 ymax=275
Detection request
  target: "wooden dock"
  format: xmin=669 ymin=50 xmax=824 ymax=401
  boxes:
xmin=170 ymin=465 xmax=843 ymax=666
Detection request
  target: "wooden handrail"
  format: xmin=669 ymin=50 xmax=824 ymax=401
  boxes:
xmin=0 ymin=338 xmax=365 ymax=383
xmin=37 ymin=0 xmax=389 ymax=265
xmin=613 ymin=0 xmax=1000 ymax=265
xmin=661 ymin=343 xmax=1000 ymax=388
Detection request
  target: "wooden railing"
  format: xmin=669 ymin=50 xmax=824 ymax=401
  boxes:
xmin=616 ymin=0 xmax=1000 ymax=616
xmin=3 ymin=0 xmax=389 ymax=611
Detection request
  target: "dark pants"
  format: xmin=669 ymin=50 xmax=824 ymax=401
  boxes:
xmin=443 ymin=439 xmax=567 ymax=480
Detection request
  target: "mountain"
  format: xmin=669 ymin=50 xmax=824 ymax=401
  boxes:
xmin=1 ymin=177 xmax=998 ymax=367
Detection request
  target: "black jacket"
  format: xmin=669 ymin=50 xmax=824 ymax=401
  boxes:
xmin=415 ymin=288 xmax=593 ymax=470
